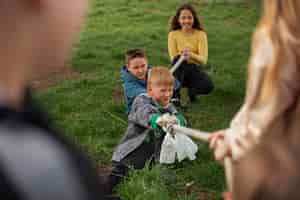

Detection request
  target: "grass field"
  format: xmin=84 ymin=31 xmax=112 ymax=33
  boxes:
xmin=38 ymin=1 xmax=260 ymax=199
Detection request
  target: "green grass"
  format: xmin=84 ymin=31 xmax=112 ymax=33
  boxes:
xmin=38 ymin=0 xmax=260 ymax=199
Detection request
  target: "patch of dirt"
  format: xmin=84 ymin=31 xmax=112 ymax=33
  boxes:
xmin=112 ymin=85 xmax=124 ymax=103
xmin=31 ymin=66 xmax=82 ymax=90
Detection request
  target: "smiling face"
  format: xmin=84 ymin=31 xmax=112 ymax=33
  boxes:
xmin=147 ymin=67 xmax=174 ymax=107
xmin=178 ymin=9 xmax=194 ymax=32
xmin=148 ymin=84 xmax=173 ymax=107
xmin=127 ymin=57 xmax=148 ymax=80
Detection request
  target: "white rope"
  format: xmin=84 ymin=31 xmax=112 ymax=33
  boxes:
xmin=168 ymin=124 xmax=210 ymax=142
xmin=170 ymin=56 xmax=185 ymax=74
xmin=168 ymin=124 xmax=233 ymax=192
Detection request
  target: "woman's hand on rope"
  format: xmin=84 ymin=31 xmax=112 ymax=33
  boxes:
xmin=181 ymin=48 xmax=192 ymax=60
xmin=209 ymin=130 xmax=231 ymax=164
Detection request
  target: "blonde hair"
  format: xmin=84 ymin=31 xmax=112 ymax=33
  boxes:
xmin=248 ymin=0 xmax=300 ymax=103
xmin=234 ymin=2 xmax=300 ymax=198
xmin=147 ymin=67 xmax=174 ymax=89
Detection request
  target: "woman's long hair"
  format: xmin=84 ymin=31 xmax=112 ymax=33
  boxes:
xmin=233 ymin=4 xmax=300 ymax=199
xmin=249 ymin=0 xmax=300 ymax=101
xmin=169 ymin=4 xmax=204 ymax=32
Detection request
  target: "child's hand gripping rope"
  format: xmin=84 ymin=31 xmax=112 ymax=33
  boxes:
xmin=156 ymin=113 xmax=179 ymax=132
xmin=157 ymin=114 xmax=198 ymax=164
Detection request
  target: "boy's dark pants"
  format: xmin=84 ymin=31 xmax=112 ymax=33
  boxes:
xmin=102 ymin=136 xmax=162 ymax=196
xmin=172 ymin=56 xmax=214 ymax=101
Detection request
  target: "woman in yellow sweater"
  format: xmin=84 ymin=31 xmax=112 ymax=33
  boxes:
xmin=168 ymin=4 xmax=214 ymax=102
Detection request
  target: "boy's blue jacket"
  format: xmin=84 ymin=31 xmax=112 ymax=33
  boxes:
xmin=121 ymin=65 xmax=147 ymax=114
xmin=121 ymin=66 xmax=180 ymax=114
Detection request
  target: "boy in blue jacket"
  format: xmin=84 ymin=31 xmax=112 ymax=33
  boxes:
xmin=121 ymin=49 xmax=181 ymax=113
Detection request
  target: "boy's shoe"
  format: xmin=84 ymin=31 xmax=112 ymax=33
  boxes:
xmin=98 ymin=174 xmax=114 ymax=195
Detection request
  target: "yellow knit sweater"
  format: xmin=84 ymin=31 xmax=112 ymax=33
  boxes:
xmin=168 ymin=29 xmax=208 ymax=65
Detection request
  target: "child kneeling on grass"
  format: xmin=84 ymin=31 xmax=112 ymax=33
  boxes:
xmin=103 ymin=67 xmax=189 ymax=197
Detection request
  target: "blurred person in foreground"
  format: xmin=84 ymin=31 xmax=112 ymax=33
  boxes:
xmin=209 ymin=0 xmax=300 ymax=199
xmin=0 ymin=0 xmax=109 ymax=199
